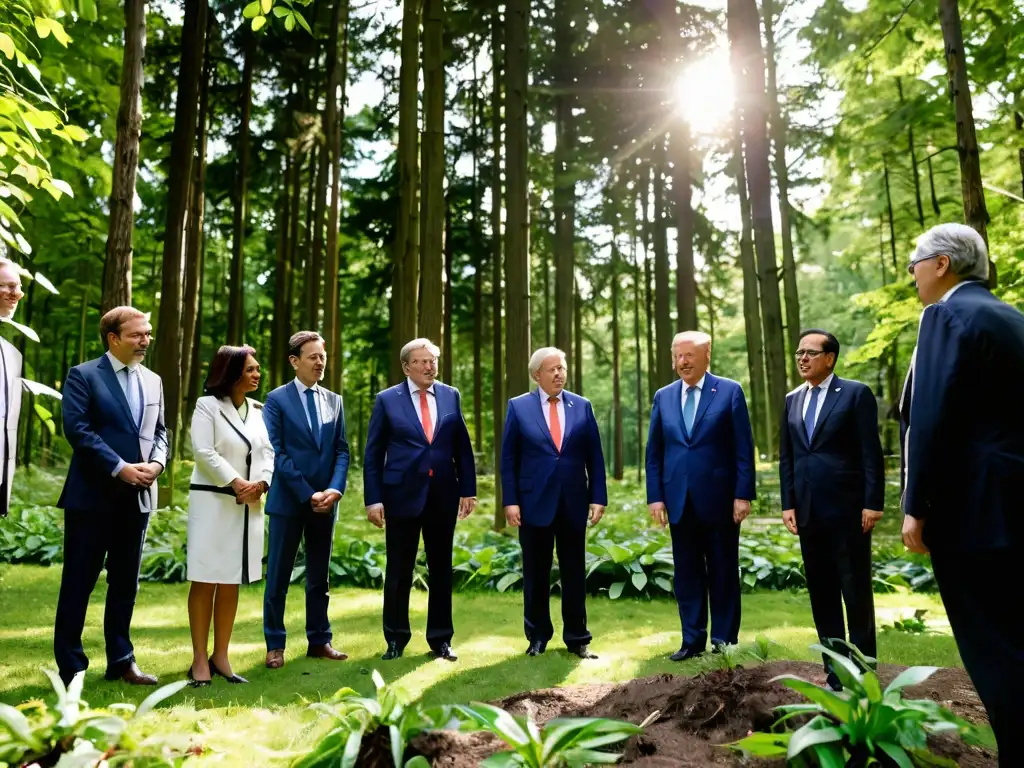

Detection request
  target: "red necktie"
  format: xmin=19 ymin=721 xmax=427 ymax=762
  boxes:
xmin=419 ymin=389 xmax=433 ymax=443
xmin=548 ymin=396 xmax=561 ymax=451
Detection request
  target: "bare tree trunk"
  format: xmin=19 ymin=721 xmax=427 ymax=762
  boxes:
xmin=896 ymin=78 xmax=925 ymax=227
xmin=611 ymin=244 xmax=623 ymax=480
xmin=553 ymin=0 xmax=576 ymax=362
xmin=227 ymin=30 xmax=253 ymax=344
xmin=471 ymin=45 xmax=483 ymax=451
xmin=101 ymin=0 xmax=147 ymax=313
xmin=271 ymin=164 xmax=290 ymax=389
xmin=573 ymin=278 xmax=583 ymax=394
xmin=491 ymin=1 xmax=505 ymax=526
xmin=671 ymin=124 xmax=697 ymax=331
xmin=504 ymin=0 xmax=531 ymax=398
xmin=631 ymin=221 xmax=644 ymax=483
xmin=640 ymin=165 xmax=655 ymax=403
xmin=652 ymin=144 xmax=672 ymax=388
xmin=419 ymin=0 xmax=445 ymax=344
xmin=443 ymin=195 xmax=454 ymax=382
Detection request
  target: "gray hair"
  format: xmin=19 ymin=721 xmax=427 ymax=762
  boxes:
xmin=671 ymin=330 xmax=712 ymax=349
xmin=911 ymin=223 xmax=988 ymax=282
xmin=529 ymin=347 xmax=566 ymax=376
xmin=400 ymin=338 xmax=440 ymax=364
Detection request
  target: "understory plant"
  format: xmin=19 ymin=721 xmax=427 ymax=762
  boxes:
xmin=728 ymin=642 xmax=982 ymax=767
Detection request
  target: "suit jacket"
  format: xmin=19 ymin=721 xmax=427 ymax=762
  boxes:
xmin=262 ymin=381 xmax=349 ymax=516
xmin=779 ymin=376 xmax=884 ymax=528
xmin=58 ymin=354 xmax=168 ymax=512
xmin=0 ymin=336 xmax=22 ymax=517
xmin=499 ymin=389 xmax=608 ymax=528
xmin=363 ymin=380 xmax=476 ymax=519
xmin=645 ymin=373 xmax=756 ymax=525
xmin=901 ymin=280 xmax=1024 ymax=552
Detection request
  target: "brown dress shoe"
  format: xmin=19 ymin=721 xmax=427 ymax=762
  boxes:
xmin=265 ymin=649 xmax=285 ymax=669
xmin=106 ymin=661 xmax=158 ymax=686
xmin=307 ymin=643 xmax=348 ymax=661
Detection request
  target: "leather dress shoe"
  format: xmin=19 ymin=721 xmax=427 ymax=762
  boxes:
xmin=526 ymin=640 xmax=546 ymax=656
xmin=265 ymin=649 xmax=285 ymax=669
xmin=210 ymin=660 xmax=248 ymax=684
xmin=825 ymin=672 xmax=843 ymax=692
xmin=106 ymin=660 xmax=158 ymax=685
xmin=432 ymin=643 xmax=458 ymax=661
xmin=568 ymin=644 xmax=598 ymax=660
xmin=307 ymin=643 xmax=348 ymax=661
xmin=669 ymin=647 xmax=705 ymax=662
xmin=186 ymin=665 xmax=211 ymax=688
xmin=382 ymin=641 xmax=403 ymax=660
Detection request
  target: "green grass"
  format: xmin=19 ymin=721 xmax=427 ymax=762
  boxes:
xmin=0 ymin=563 xmax=960 ymax=766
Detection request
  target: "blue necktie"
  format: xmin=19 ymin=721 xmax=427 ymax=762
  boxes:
xmin=305 ymin=387 xmax=321 ymax=447
xmin=122 ymin=367 xmax=142 ymax=427
xmin=682 ymin=385 xmax=696 ymax=436
xmin=804 ymin=386 xmax=820 ymax=441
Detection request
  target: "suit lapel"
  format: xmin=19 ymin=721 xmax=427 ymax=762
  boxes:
xmin=791 ymin=389 xmax=810 ymax=448
xmin=284 ymin=382 xmax=318 ymax=447
xmin=531 ymin=389 xmax=558 ymax=451
xmin=399 ymin=380 xmax=431 ymax=443
xmin=98 ymin=355 xmax=138 ymax=434
xmin=560 ymin=392 xmax=577 ymax=446
xmin=433 ymin=385 xmax=452 ymax=435
xmin=689 ymin=374 xmax=717 ymax=438
xmin=215 ymin=397 xmax=252 ymax=449
xmin=810 ymin=376 xmax=844 ymax=447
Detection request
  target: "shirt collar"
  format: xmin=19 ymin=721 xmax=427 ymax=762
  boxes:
xmin=683 ymin=374 xmax=706 ymax=392
xmin=408 ymin=377 xmax=435 ymax=395
xmin=939 ymin=280 xmax=973 ymax=303
xmin=807 ymin=372 xmax=834 ymax=392
xmin=538 ymin=386 xmax=562 ymax=403
xmin=294 ymin=377 xmax=319 ymax=396
xmin=106 ymin=350 xmax=138 ymax=373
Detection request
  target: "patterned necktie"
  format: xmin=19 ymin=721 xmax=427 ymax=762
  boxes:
xmin=419 ymin=389 xmax=433 ymax=443
xmin=682 ymin=385 xmax=696 ymax=436
xmin=804 ymin=386 xmax=820 ymax=441
xmin=548 ymin=396 xmax=562 ymax=451
xmin=305 ymin=387 xmax=321 ymax=447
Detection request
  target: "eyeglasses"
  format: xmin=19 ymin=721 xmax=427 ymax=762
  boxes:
xmin=907 ymin=252 xmax=942 ymax=276
xmin=794 ymin=350 xmax=826 ymax=360
xmin=0 ymin=283 xmax=23 ymax=295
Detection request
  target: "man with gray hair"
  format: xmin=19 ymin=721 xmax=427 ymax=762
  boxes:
xmin=901 ymin=223 xmax=1023 ymax=762
xmin=501 ymin=347 xmax=607 ymax=659
xmin=364 ymin=338 xmax=476 ymax=662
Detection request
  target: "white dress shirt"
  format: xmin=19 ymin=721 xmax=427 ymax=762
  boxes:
xmin=293 ymin=377 xmax=340 ymax=497
xmin=680 ymin=374 xmax=706 ymax=414
xmin=801 ymin=372 xmax=834 ymax=430
xmin=107 ymin=351 xmax=144 ymax=478
xmin=538 ymin=386 xmax=565 ymax=440
xmin=408 ymin=377 xmax=437 ymax=432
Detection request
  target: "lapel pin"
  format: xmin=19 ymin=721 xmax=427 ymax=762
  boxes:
xmin=835 ymin=387 xmax=842 ymax=392
xmin=711 ymin=388 xmax=716 ymax=393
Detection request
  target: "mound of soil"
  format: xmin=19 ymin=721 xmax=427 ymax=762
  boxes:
xmin=412 ymin=661 xmax=997 ymax=767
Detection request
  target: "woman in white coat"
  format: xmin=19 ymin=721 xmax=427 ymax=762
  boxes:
xmin=186 ymin=345 xmax=273 ymax=686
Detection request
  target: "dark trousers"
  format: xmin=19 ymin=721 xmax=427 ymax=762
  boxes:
xmin=669 ymin=505 xmax=741 ymax=651
xmin=520 ymin=499 xmax=591 ymax=648
xmin=382 ymin=481 xmax=457 ymax=651
xmin=933 ymin=550 xmax=1023 ymax=767
xmin=53 ymin=505 xmax=150 ymax=680
xmin=799 ymin=520 xmax=876 ymax=670
xmin=263 ymin=508 xmax=336 ymax=650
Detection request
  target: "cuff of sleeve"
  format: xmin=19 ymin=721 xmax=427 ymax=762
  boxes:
xmin=366 ymin=503 xmax=383 ymax=512
xmin=326 ymin=488 xmax=342 ymax=497
xmin=112 ymin=459 xmax=126 ymax=478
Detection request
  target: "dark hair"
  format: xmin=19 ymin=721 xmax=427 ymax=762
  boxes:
xmin=799 ymin=328 xmax=840 ymax=366
xmin=204 ymin=345 xmax=257 ymax=399
xmin=100 ymin=306 xmax=146 ymax=349
xmin=288 ymin=330 xmax=325 ymax=359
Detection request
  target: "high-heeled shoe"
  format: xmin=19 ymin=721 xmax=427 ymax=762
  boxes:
xmin=186 ymin=665 xmax=211 ymax=688
xmin=209 ymin=660 xmax=248 ymax=684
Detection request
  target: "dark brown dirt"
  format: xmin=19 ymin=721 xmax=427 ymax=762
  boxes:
xmin=411 ymin=661 xmax=997 ymax=767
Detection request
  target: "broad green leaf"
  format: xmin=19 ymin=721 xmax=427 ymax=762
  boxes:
xmin=341 ymin=727 xmax=363 ymax=768
xmin=24 ymin=110 xmax=60 ymax=132
xmin=252 ymin=15 xmax=267 ymax=31
xmin=389 ymin=724 xmax=402 ymax=767
xmin=0 ymin=32 xmax=14 ymax=60
xmin=261 ymin=0 xmax=273 ymax=12
xmin=496 ymin=572 xmax=521 ymax=592
xmin=405 ymin=758 xmax=431 ymax=768
xmin=631 ymin=571 xmax=647 ymax=591
xmin=78 ymin=0 xmax=98 ymax=22
xmin=242 ymin=0 xmax=261 ymax=18
xmin=34 ymin=17 xmax=51 ymax=39
xmin=878 ymin=741 xmax=914 ymax=768
xmin=884 ymin=666 xmax=938 ymax=696
xmin=480 ymin=753 xmax=523 ymax=768
xmin=729 ymin=731 xmax=790 ymax=757
xmin=608 ymin=581 xmax=625 ymax=599
xmin=63 ymin=124 xmax=89 ymax=141
xmin=604 ymin=543 xmax=632 ymax=564
xmin=284 ymin=12 xmax=296 ymax=31
xmin=787 ymin=724 xmax=844 ymax=760
xmin=776 ymin=676 xmax=853 ymax=723
xmin=560 ymin=747 xmax=625 ymax=764
xmin=294 ymin=9 xmax=312 ymax=33
xmin=0 ymin=702 xmax=42 ymax=749
xmin=273 ymin=5 xmax=290 ymax=16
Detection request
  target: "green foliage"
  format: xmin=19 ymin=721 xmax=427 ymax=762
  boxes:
xmin=0 ymin=505 xmax=61 ymax=564
xmin=242 ymin=0 xmax=313 ymax=34
xmin=728 ymin=641 xmax=981 ymax=767
xmin=882 ymin=609 xmax=929 ymax=635
xmin=0 ymin=667 xmax=194 ymax=766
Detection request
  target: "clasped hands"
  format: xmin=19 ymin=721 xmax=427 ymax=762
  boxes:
xmin=647 ymin=499 xmax=750 ymax=527
xmin=231 ymin=477 xmax=268 ymax=505
xmin=117 ymin=462 xmax=162 ymax=489
xmin=503 ymin=504 xmax=605 ymax=527
xmin=310 ymin=489 xmax=342 ymax=513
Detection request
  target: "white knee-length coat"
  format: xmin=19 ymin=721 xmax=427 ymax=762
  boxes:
xmin=187 ymin=395 xmax=274 ymax=584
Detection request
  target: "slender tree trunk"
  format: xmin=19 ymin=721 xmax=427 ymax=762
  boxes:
xmin=491 ymin=1 xmax=505 ymax=525
xmin=553 ymin=0 xmax=576 ymax=362
xmin=392 ymin=0 xmax=422 ymax=381
xmin=101 ymin=0 xmax=147 ymax=313
xmin=927 ymin=154 xmax=941 ymax=216
xmin=631 ymin=223 xmax=644 ymax=483
xmin=652 ymin=144 xmax=672 ymax=388
xmin=271 ymin=165 xmax=290 ymax=389
xmin=671 ymin=124 xmax=697 ymax=331
xmin=227 ymin=30 xmax=253 ymax=344
xmin=443 ymin=195 xmax=454 ymax=382
xmin=573 ymin=278 xmax=583 ymax=394
xmin=471 ymin=46 xmax=483 ymax=451
xmin=419 ymin=0 xmax=445 ymax=345
xmin=896 ymin=78 xmax=925 ymax=227
xmin=640 ymin=166 xmax=655 ymax=402
xmin=611 ymin=245 xmax=623 ymax=480
xmin=884 ymin=156 xmax=899 ymax=275
xmin=938 ymin=0 xmax=993 ymax=285
xmin=504 ymin=0 xmax=531 ymax=398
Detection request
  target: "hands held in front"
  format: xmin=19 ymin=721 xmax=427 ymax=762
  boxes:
xmin=733 ymin=499 xmax=751 ymax=524
xmin=648 ymin=502 xmax=667 ymax=528
xmin=118 ymin=462 xmax=162 ymax=488
xmin=861 ymin=509 xmax=883 ymax=533
xmin=311 ymin=490 xmax=341 ymax=513
xmin=231 ymin=478 xmax=268 ymax=504
xmin=589 ymin=504 xmax=605 ymax=526
xmin=366 ymin=504 xmax=385 ymax=529
xmin=458 ymin=497 xmax=477 ymax=520
xmin=504 ymin=505 xmax=521 ymax=527
xmin=902 ymin=515 xmax=929 ymax=554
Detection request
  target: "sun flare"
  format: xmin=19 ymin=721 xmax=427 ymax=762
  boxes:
xmin=673 ymin=46 xmax=736 ymax=136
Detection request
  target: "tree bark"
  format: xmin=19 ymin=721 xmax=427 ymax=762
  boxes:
xmin=443 ymin=194 xmax=454 ymax=382
xmin=419 ymin=0 xmax=445 ymax=345
xmin=471 ymin=44 xmax=483 ymax=452
xmin=611 ymin=244 xmax=623 ymax=480
xmin=640 ymin=164 xmax=655 ymax=402
xmin=671 ymin=123 xmax=697 ymax=331
xmin=631 ymin=217 xmax=644 ymax=483
xmin=491 ymin=1 xmax=505 ymax=526
xmin=227 ymin=30 xmax=253 ymax=344
xmin=504 ymin=0 xmax=531 ymax=398
xmin=896 ymin=78 xmax=925 ymax=227
xmin=553 ymin=0 xmax=576 ymax=362
xmin=652 ymin=144 xmax=672 ymax=388
xmin=101 ymin=0 xmax=147 ymax=313
xmin=573 ymin=278 xmax=583 ymax=394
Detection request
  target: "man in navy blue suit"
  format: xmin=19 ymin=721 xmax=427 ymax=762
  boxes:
xmin=363 ymin=338 xmax=476 ymax=661
xmin=501 ymin=347 xmax=607 ymax=659
xmin=262 ymin=330 xmax=350 ymax=669
xmin=779 ymin=328 xmax=884 ymax=690
xmin=901 ymin=223 xmax=1023 ymax=764
xmin=646 ymin=331 xmax=755 ymax=661
xmin=54 ymin=306 xmax=168 ymax=686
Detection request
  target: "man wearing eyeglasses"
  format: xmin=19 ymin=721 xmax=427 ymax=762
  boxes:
xmin=0 ymin=258 xmax=25 ymax=520
xmin=779 ymin=329 xmax=884 ymax=691
xmin=53 ymin=306 xmax=167 ymax=688
xmin=901 ymin=223 xmax=1023 ymax=764
xmin=363 ymin=338 xmax=476 ymax=662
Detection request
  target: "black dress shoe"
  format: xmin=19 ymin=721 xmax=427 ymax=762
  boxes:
xmin=432 ymin=643 xmax=458 ymax=661
xmin=568 ymin=644 xmax=598 ymax=659
xmin=526 ymin=640 xmax=546 ymax=656
xmin=186 ymin=666 xmax=211 ymax=688
xmin=381 ymin=641 xmax=403 ymax=661
xmin=669 ymin=647 xmax=705 ymax=662
xmin=209 ymin=661 xmax=248 ymax=684
xmin=825 ymin=671 xmax=843 ymax=692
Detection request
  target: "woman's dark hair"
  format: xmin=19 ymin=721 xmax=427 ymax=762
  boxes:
xmin=204 ymin=345 xmax=257 ymax=399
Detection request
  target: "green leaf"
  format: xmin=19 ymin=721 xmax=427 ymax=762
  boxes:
xmin=34 ymin=17 xmax=51 ymax=39
xmin=608 ymin=581 xmax=625 ymax=599
xmin=496 ymin=572 xmax=521 ymax=592
xmin=78 ymin=0 xmax=98 ymax=22
xmin=272 ymin=5 xmax=290 ymax=16
xmin=405 ymin=758 xmax=432 ymax=768
xmin=729 ymin=731 xmax=790 ymax=757
xmin=63 ymin=124 xmax=89 ymax=142
xmin=480 ymin=753 xmax=523 ymax=768
xmin=787 ymin=724 xmax=844 ymax=760
xmin=878 ymin=741 xmax=914 ymax=768
xmin=135 ymin=679 xmax=188 ymax=717
xmin=252 ymin=15 xmax=267 ymax=31
xmin=0 ymin=32 xmax=14 ymax=60
xmin=23 ymin=110 xmax=59 ymax=131
xmin=884 ymin=666 xmax=938 ymax=696
xmin=0 ymin=702 xmax=42 ymax=749
xmin=261 ymin=0 xmax=273 ymax=12
xmin=630 ymin=571 xmax=647 ymax=591
xmin=775 ymin=676 xmax=853 ymax=723
xmin=242 ymin=1 xmax=261 ymax=18
xmin=294 ymin=10 xmax=312 ymax=33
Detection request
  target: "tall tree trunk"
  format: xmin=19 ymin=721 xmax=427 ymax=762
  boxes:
xmin=443 ymin=195 xmax=454 ymax=382
xmin=938 ymin=0 xmax=993 ymax=285
xmin=553 ymin=0 xmax=576 ymax=362
xmin=101 ymin=0 xmax=147 ymax=313
xmin=541 ymin=244 xmax=551 ymax=346
xmin=419 ymin=0 xmax=445 ymax=345
xmin=504 ymin=0 xmax=531 ymax=398
xmin=271 ymin=165 xmax=290 ymax=389
xmin=640 ymin=165 xmax=655 ymax=402
xmin=729 ymin=0 xmax=786 ymax=457
xmin=573 ymin=278 xmax=583 ymax=394
xmin=896 ymin=78 xmax=925 ymax=227
xmin=652 ymin=144 xmax=672 ymax=388
xmin=611 ymin=244 xmax=623 ymax=480
xmin=763 ymin=0 xmax=800 ymax=385
xmin=391 ymin=0 xmax=422 ymax=381
xmin=491 ymin=1 xmax=505 ymax=525
xmin=631 ymin=221 xmax=644 ymax=483
xmin=323 ymin=0 xmax=350 ymax=394
xmin=471 ymin=46 xmax=483 ymax=452
xmin=227 ymin=30 xmax=253 ymax=344
xmin=672 ymin=124 xmax=697 ymax=331
xmin=156 ymin=0 xmax=207 ymax=497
